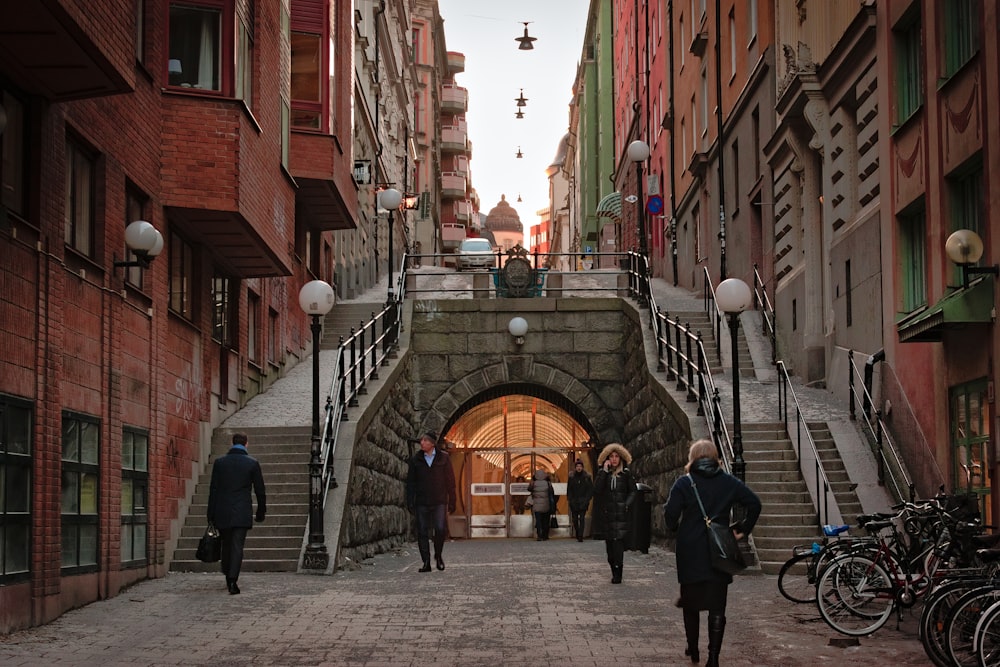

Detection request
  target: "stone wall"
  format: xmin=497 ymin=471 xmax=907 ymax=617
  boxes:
xmin=336 ymin=297 xmax=695 ymax=564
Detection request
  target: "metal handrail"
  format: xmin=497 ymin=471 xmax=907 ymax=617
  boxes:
xmin=752 ymin=264 xmax=777 ymax=363
xmin=776 ymin=360 xmax=840 ymax=529
xmin=316 ymin=293 xmax=402 ymax=510
xmin=847 ymin=350 xmax=918 ymax=504
xmin=701 ymin=267 xmax=728 ymax=364
xmin=631 ymin=259 xmax=736 ymax=473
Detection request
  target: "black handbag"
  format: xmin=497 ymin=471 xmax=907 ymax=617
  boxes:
xmin=196 ymin=523 xmax=221 ymax=563
xmin=688 ymin=475 xmax=746 ymax=575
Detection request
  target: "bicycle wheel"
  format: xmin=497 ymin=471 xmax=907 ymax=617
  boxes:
xmin=975 ymin=598 xmax=1000 ymax=667
xmin=778 ymin=551 xmax=819 ymax=604
xmin=816 ymin=554 xmax=895 ymax=636
xmin=947 ymin=586 xmax=1000 ymax=667
xmin=921 ymin=579 xmax=988 ymax=667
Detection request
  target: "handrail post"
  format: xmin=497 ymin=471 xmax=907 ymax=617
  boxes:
xmin=685 ymin=325 xmax=696 ymax=402
xmin=338 ymin=345 xmax=349 ymax=421
xmin=358 ymin=321 xmax=368 ymax=394
xmin=370 ymin=314 xmax=381 ymax=380
xmin=848 ymin=349 xmax=856 ymax=420
xmin=664 ymin=313 xmax=676 ymax=380
xmin=675 ymin=323 xmax=685 ymax=392
xmin=348 ymin=330 xmax=359 ymax=406
xmin=695 ymin=334 xmax=706 ymax=415
xmin=875 ymin=410 xmax=885 ymax=486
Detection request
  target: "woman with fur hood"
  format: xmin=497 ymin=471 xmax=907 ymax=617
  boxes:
xmin=526 ymin=469 xmax=554 ymax=540
xmin=663 ymin=439 xmax=761 ymax=667
xmin=593 ymin=443 xmax=637 ymax=583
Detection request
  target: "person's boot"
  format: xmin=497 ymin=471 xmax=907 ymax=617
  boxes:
xmin=435 ymin=554 xmax=445 ymax=571
xmin=705 ymin=614 xmax=726 ymax=667
xmin=611 ymin=564 xmax=622 ymax=584
xmin=683 ymin=607 xmax=700 ymax=663
xmin=419 ymin=560 xmax=432 ymax=572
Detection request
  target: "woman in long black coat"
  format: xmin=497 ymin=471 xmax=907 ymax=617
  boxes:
xmin=593 ymin=443 xmax=637 ymax=584
xmin=663 ymin=439 xmax=761 ymax=667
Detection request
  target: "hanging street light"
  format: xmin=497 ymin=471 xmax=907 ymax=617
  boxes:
xmin=516 ymin=147 xmax=523 ymax=159
xmin=515 ymin=108 xmax=524 ymax=119
xmin=515 ymin=22 xmax=536 ymax=50
xmin=515 ymin=89 xmax=528 ymax=107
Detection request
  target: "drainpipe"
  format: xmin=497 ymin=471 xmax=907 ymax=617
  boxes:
xmin=667 ymin=0 xmax=679 ymax=286
xmin=714 ymin=0 xmax=727 ymax=280
xmin=863 ymin=349 xmax=885 ymax=420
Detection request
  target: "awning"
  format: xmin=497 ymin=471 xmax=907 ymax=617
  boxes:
xmin=596 ymin=191 xmax=622 ymax=220
xmin=897 ymin=277 xmax=995 ymax=343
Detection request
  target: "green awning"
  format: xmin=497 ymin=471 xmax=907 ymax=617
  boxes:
xmin=596 ymin=191 xmax=622 ymax=221
xmin=897 ymin=277 xmax=995 ymax=343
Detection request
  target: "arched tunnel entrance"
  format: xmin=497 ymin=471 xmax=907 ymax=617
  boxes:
xmin=440 ymin=383 xmax=597 ymax=538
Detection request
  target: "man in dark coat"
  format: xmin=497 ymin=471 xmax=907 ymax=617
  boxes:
xmin=207 ymin=433 xmax=266 ymax=594
xmin=566 ymin=459 xmax=594 ymax=542
xmin=406 ymin=431 xmax=456 ymax=572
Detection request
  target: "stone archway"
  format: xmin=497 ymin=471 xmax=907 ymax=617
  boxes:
xmin=419 ymin=358 xmax=619 ymax=445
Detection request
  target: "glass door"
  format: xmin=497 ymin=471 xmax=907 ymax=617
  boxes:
xmin=950 ymin=379 xmax=991 ymax=524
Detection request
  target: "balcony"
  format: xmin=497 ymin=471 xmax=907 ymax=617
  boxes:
xmin=290 ymin=131 xmax=359 ymax=232
xmin=0 ymin=0 xmax=132 ymax=101
xmin=441 ymin=84 xmax=468 ymax=114
xmin=441 ymin=173 xmax=467 ymax=200
xmin=454 ymin=200 xmax=473 ymax=222
xmin=447 ymin=51 xmax=465 ymax=73
xmin=441 ymin=125 xmax=468 ymax=154
xmin=446 ymin=155 xmax=469 ymax=178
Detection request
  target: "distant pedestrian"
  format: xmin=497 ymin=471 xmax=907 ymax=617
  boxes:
xmin=663 ymin=439 xmax=761 ymax=666
xmin=527 ymin=469 xmax=554 ymax=540
xmin=207 ymin=433 xmax=267 ymax=595
xmin=406 ymin=432 xmax=457 ymax=572
xmin=566 ymin=459 xmax=594 ymax=541
xmin=594 ymin=443 xmax=637 ymax=583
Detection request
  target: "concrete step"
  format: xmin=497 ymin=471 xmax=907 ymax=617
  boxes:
xmin=171 ymin=558 xmax=300 ymax=573
xmin=755 ymin=511 xmax=819 ymax=526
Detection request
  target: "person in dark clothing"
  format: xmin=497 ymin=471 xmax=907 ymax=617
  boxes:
xmin=663 ymin=439 xmax=761 ymax=667
xmin=566 ymin=459 xmax=594 ymax=542
xmin=406 ymin=432 xmax=457 ymax=572
xmin=207 ymin=433 xmax=267 ymax=595
xmin=594 ymin=443 xmax=637 ymax=583
xmin=527 ymin=469 xmax=555 ymax=540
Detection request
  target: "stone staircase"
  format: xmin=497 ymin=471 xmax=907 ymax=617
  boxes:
xmin=321 ymin=302 xmax=390 ymax=350
xmin=809 ymin=421 xmax=864 ymax=528
xmin=170 ymin=426 xmax=311 ymax=573
xmin=740 ymin=420 xmax=867 ymax=573
xmin=741 ymin=422 xmax=821 ymax=574
xmin=670 ymin=311 xmax=723 ymax=372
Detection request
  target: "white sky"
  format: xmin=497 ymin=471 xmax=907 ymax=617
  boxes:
xmin=436 ymin=1 xmax=589 ymax=240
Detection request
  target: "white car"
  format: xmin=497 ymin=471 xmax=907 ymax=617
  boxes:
xmin=455 ymin=238 xmax=496 ymax=270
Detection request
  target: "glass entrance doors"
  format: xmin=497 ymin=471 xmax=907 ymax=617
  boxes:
xmin=459 ymin=449 xmax=586 ymax=538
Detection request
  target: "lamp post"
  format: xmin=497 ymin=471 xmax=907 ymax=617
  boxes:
xmin=379 ymin=188 xmax=403 ymax=302
xmin=298 ymin=279 xmax=335 ymax=569
xmin=716 ymin=277 xmax=752 ymax=481
xmin=627 ymin=140 xmax=650 ymax=258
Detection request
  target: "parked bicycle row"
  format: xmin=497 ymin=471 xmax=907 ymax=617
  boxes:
xmin=776 ymin=492 xmax=1000 ymax=666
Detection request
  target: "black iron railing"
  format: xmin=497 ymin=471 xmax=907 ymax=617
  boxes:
xmin=752 ymin=264 xmax=776 ymax=363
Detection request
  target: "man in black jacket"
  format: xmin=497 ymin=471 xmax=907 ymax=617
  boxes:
xmin=567 ymin=459 xmax=594 ymax=542
xmin=207 ymin=433 xmax=267 ymax=594
xmin=406 ymin=432 xmax=456 ymax=572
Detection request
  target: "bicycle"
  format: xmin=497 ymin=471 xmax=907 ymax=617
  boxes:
xmin=777 ymin=523 xmax=854 ymax=604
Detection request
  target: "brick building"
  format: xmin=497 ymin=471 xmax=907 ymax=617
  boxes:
xmin=0 ymin=0 xmax=355 ymax=632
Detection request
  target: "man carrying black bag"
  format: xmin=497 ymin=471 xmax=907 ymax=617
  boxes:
xmin=207 ymin=433 xmax=266 ymax=595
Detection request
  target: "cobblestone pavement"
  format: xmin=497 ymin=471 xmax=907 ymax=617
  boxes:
xmin=0 ymin=539 xmax=930 ymax=666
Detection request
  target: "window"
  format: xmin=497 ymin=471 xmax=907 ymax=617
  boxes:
xmin=168 ymin=2 xmax=225 ymax=92
xmin=700 ymin=67 xmax=709 ymax=137
xmin=731 ymin=139 xmax=740 ymax=203
xmin=751 ymin=106 xmax=760 ymax=179
xmin=268 ymin=307 xmax=279 ymax=364
xmin=281 ymin=97 xmax=290 ymax=169
xmin=681 ymin=119 xmax=687 ymax=165
xmin=169 ymin=231 xmax=195 ymax=319
xmin=899 ymin=208 xmax=927 ymax=312
xmin=291 ymin=1 xmax=326 ymax=130
xmin=691 ymin=97 xmax=697 ymax=147
xmin=0 ymin=395 xmax=31 ymax=583
xmin=943 ymin=0 xmax=979 ymax=77
xmin=845 ymin=259 xmax=853 ymax=327
xmin=65 ymin=138 xmax=96 ymax=257
xmin=729 ymin=9 xmax=736 ymax=79
xmin=125 ymin=185 xmax=148 ymax=289
xmin=949 ymin=164 xmax=984 ymax=283
xmin=235 ymin=15 xmax=253 ymax=104
xmin=212 ymin=275 xmax=234 ymax=345
xmin=749 ymin=0 xmax=758 ymax=44
xmin=679 ymin=17 xmax=685 ymax=67
xmin=62 ymin=412 xmax=99 ymax=572
xmin=893 ymin=12 xmax=923 ymax=124
xmin=135 ymin=0 xmax=146 ymax=63
xmin=0 ymin=90 xmax=27 ymax=218
xmin=248 ymin=291 xmax=260 ymax=364
xmin=121 ymin=428 xmax=148 ymax=565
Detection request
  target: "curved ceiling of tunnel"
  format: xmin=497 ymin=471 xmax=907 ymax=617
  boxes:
xmin=444 ymin=393 xmax=591 ymax=450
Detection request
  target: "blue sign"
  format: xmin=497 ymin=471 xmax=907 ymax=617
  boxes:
xmin=585 ymin=245 xmax=593 ymax=253
xmin=646 ymin=195 xmax=664 ymax=215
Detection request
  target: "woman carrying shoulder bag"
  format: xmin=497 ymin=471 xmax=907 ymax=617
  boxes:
xmin=663 ymin=439 xmax=761 ymax=667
